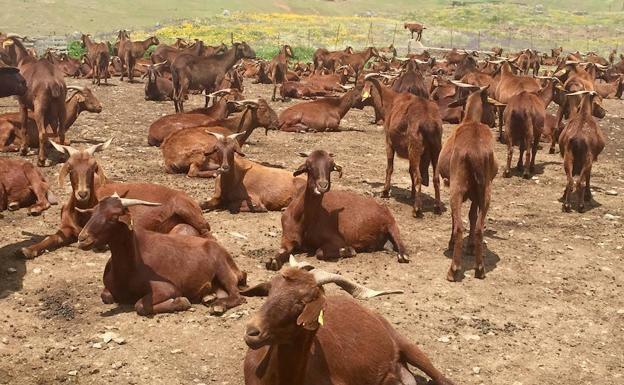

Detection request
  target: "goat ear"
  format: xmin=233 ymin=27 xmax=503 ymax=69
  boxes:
xmin=95 ymin=164 xmax=107 ymax=186
xmin=118 ymin=215 xmax=134 ymax=231
xmin=296 ymin=295 xmax=326 ymax=330
xmin=293 ymin=163 xmax=307 ymax=177
xmin=240 ymin=282 xmax=271 ymax=297
xmin=58 ymin=162 xmax=70 ymax=187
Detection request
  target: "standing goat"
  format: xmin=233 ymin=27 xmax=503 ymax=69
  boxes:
xmin=81 ymin=34 xmax=110 ymax=86
xmin=270 ymin=44 xmax=294 ymax=101
xmin=437 ymin=87 xmax=498 ymax=281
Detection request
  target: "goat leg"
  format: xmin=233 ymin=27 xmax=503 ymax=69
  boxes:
xmin=20 ymin=227 xmax=76 ymax=259
xmin=206 ymin=262 xmax=246 ymax=315
xmin=134 ymin=282 xmax=190 ymax=316
xmin=382 ymin=145 xmax=395 ymax=198
xmin=447 ymin=189 xmax=465 ymax=282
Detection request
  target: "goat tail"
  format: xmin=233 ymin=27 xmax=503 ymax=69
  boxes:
xmin=616 ymin=76 xmax=624 ymax=99
xmin=171 ymin=67 xmax=180 ymax=102
xmin=466 ymin=152 xmax=488 ymax=209
xmin=569 ymin=137 xmax=588 ymax=176
xmin=394 ymin=333 xmax=456 ymax=385
xmin=386 ymin=219 xmax=407 ymax=258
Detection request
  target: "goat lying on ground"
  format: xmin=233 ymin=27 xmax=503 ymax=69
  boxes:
xmin=21 ymin=139 xmax=211 ymax=259
xmin=437 ymin=86 xmax=498 ymax=281
xmin=0 ymin=158 xmax=57 ymax=215
xmin=266 ymin=150 xmax=408 ymax=271
xmin=77 ymin=194 xmax=246 ymax=316
xmin=277 ymin=85 xmax=362 ymax=132
xmin=200 ymin=133 xmax=306 ymax=213
xmin=559 ymin=91 xmax=605 ymax=213
xmin=242 ymin=260 xmax=456 ymax=385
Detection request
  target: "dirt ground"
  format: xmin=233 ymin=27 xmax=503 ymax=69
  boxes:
xmin=0 ymin=77 xmax=623 ymax=385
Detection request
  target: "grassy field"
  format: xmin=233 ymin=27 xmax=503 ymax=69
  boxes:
xmin=2 ymin=0 xmax=623 ymax=58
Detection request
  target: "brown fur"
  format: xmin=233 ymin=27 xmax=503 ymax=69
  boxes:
xmin=0 ymin=158 xmax=56 ymax=215
xmin=81 ymin=34 xmax=110 ymax=86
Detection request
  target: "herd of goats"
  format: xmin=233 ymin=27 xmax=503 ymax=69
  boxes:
xmin=0 ymin=23 xmax=622 ymax=384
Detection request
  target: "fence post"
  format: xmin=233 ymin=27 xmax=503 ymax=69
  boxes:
xmin=392 ymin=23 xmax=398 ymax=45
xmin=334 ymin=24 xmax=341 ymax=50
xmin=308 ymin=29 xmax=311 ymax=48
xmin=368 ymin=21 xmax=373 ymax=46
xmin=451 ymin=28 xmax=454 ymax=48
xmin=477 ymin=30 xmax=481 ymax=50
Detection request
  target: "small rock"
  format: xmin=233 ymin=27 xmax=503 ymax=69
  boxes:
xmin=92 ymin=342 xmax=102 ymax=349
xmin=113 ymin=337 xmax=126 ymax=345
xmin=566 ymin=245 xmax=574 ymax=250
xmin=463 ymin=334 xmax=481 ymax=341
xmin=33 ymin=268 xmax=42 ymax=274
xmin=100 ymin=331 xmax=118 ymax=343
xmin=111 ymin=361 xmax=124 ymax=370
xmin=170 ymin=349 xmax=183 ymax=354
xmin=473 ymin=366 xmax=481 ymax=374
xmin=616 ymin=309 xmax=624 ymax=315
xmin=6 ymin=267 xmax=16 ymax=274
xmin=68 ymin=370 xmax=78 ymax=376
xmin=1 ymin=337 xmax=8 ymax=345
xmin=605 ymin=190 xmax=618 ymax=196
xmin=228 ymin=231 xmax=247 ymax=240
xmin=437 ymin=335 xmax=451 ymax=343
xmin=604 ymin=214 xmax=620 ymax=221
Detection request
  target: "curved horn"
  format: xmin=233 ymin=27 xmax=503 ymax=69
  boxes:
xmin=66 ymin=85 xmax=85 ymax=91
xmin=450 ymin=80 xmax=479 ymax=89
xmin=49 ymin=139 xmax=79 ymax=156
xmin=152 ymin=60 xmax=168 ymax=68
xmin=206 ymin=88 xmax=232 ymax=98
xmin=227 ymin=132 xmax=246 ymax=140
xmin=487 ymin=97 xmax=506 ymax=106
xmin=311 ymin=269 xmax=403 ymax=300
xmin=234 ymin=99 xmax=260 ymax=107
xmin=364 ymin=72 xmax=380 ymax=80
xmin=338 ymin=84 xmax=354 ymax=90
xmin=566 ymin=90 xmax=596 ymax=96
xmin=85 ymin=138 xmax=113 ymax=156
xmin=116 ymin=197 xmax=162 ymax=208
xmin=288 ymin=255 xmax=314 ymax=271
xmin=206 ymin=131 xmax=225 ymax=141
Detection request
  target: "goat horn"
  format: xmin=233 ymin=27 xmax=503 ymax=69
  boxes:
xmin=566 ymin=90 xmax=597 ymax=96
xmin=49 ymin=139 xmax=79 ymax=156
xmin=117 ymin=197 xmax=162 ymax=208
xmin=86 ymin=138 xmax=113 ymax=156
xmin=364 ymin=72 xmax=380 ymax=80
xmin=206 ymin=88 xmax=232 ymax=98
xmin=66 ymin=85 xmax=85 ymax=91
xmin=565 ymin=60 xmax=580 ymax=65
xmin=338 ymin=84 xmax=354 ymax=90
xmin=395 ymin=57 xmax=410 ymax=61
xmin=311 ymin=269 xmax=403 ymax=300
xmin=487 ymin=97 xmax=506 ymax=106
xmin=206 ymin=131 xmax=226 ymax=141
xmin=288 ymin=255 xmax=314 ymax=271
xmin=594 ymin=63 xmax=608 ymax=69
xmin=227 ymin=132 xmax=246 ymax=140
xmin=413 ymin=59 xmax=428 ymax=64
xmin=450 ymin=80 xmax=479 ymax=89
xmin=234 ymin=99 xmax=260 ymax=107
xmin=153 ymin=60 xmax=168 ymax=68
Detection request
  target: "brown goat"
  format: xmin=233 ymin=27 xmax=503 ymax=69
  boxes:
xmin=161 ymin=99 xmax=277 ymax=177
xmin=277 ymin=85 xmax=362 ymax=132
xmin=200 ymin=133 xmax=306 ymax=212
xmin=77 ymin=195 xmax=245 ymax=316
xmin=0 ymin=158 xmax=57 ymax=215
xmin=338 ymin=47 xmax=379 ymax=86
xmin=367 ymin=76 xmax=443 ymax=217
xmin=142 ymin=61 xmax=174 ymax=101
xmin=81 ymin=34 xmax=109 ymax=86
xmin=117 ymin=32 xmax=159 ymax=82
xmin=3 ymin=36 xmax=67 ymax=166
xmin=391 ymin=59 xmax=429 ymax=98
xmin=147 ymin=89 xmax=235 ymax=146
xmin=404 ymin=22 xmax=426 ymax=41
xmin=266 ymin=150 xmax=408 ymax=271
xmin=20 ymin=139 xmax=211 ymax=259
xmin=437 ymin=87 xmax=498 ymax=281
xmin=559 ymin=91 xmax=605 ymax=213
xmin=242 ymin=263 xmax=456 ymax=385
xmin=270 ymin=45 xmax=294 ymax=101
xmin=312 ymin=46 xmax=354 ymax=73
xmin=279 ymin=81 xmax=332 ymax=99
xmin=0 ymin=86 xmax=102 ymax=151
xmin=171 ymin=42 xmax=255 ymax=112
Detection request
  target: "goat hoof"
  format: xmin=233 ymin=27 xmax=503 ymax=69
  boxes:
xmin=381 ymin=191 xmax=390 ymax=198
xmin=412 ymin=209 xmax=423 ymax=218
xmin=562 ymin=204 xmax=571 ymax=213
xmin=474 ymin=266 xmax=486 ymax=279
xmin=433 ymin=206 xmax=442 ymax=215
xmin=503 ymin=170 xmax=511 ymax=178
xmin=101 ymin=290 xmax=115 ymax=304
xmin=339 ymin=247 xmax=356 ymax=258
xmin=8 ymin=202 xmax=19 ymax=211
xmin=548 ymin=148 xmax=556 ymax=154
xmin=19 ymin=247 xmax=37 ymax=259
xmin=173 ymin=297 xmax=191 ymax=312
xmin=265 ymin=258 xmax=282 ymax=271
xmin=397 ymin=254 xmax=410 ymax=263
xmin=578 ymin=205 xmax=585 ymax=213
xmin=208 ymin=304 xmax=226 ymax=316
xmin=446 ymin=268 xmax=460 ymax=282
xmin=27 ymin=208 xmax=42 ymax=216
xmin=522 ymin=173 xmax=531 ymax=180
xmin=584 ymin=191 xmax=592 ymax=201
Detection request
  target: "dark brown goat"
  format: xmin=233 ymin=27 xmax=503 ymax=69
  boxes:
xmin=266 ymin=150 xmax=408 ymax=271
xmin=161 ymin=99 xmax=278 ymax=177
xmin=0 ymin=63 xmax=26 ymax=97
xmin=0 ymin=86 xmax=101 ymax=151
xmin=81 ymin=34 xmax=109 ymax=86
xmin=21 ymin=139 xmax=211 ymax=259
xmin=312 ymin=46 xmax=353 ymax=73
xmin=142 ymin=61 xmax=173 ymax=101
xmin=338 ymin=47 xmax=379 ymax=86
xmin=3 ymin=36 xmax=67 ymax=166
xmin=277 ymin=85 xmax=362 ymax=132
xmin=200 ymin=133 xmax=306 ymax=212
xmin=559 ymin=91 xmax=605 ymax=213
xmin=404 ymin=22 xmax=426 ymax=41
xmin=243 ymin=263 xmax=456 ymax=385
xmin=436 ymin=87 xmax=498 ymax=281
xmin=0 ymin=158 xmax=57 ymax=215
xmin=171 ymin=42 xmax=255 ymax=112
xmin=391 ymin=59 xmax=429 ymax=98
xmin=77 ymin=195 xmax=245 ymax=316
xmin=367 ymin=76 xmax=443 ymax=217
xmin=147 ymin=89 xmax=235 ymax=146
xmin=150 ymin=40 xmax=207 ymax=66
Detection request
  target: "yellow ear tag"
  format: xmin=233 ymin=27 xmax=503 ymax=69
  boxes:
xmin=317 ymin=309 xmax=324 ymax=326
xmin=362 ymin=91 xmax=370 ymax=99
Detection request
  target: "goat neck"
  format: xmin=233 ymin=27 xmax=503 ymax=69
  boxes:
xmin=258 ymin=327 xmax=316 ymax=385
